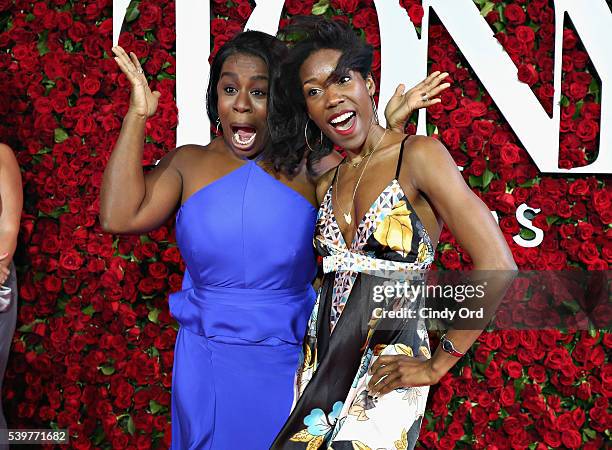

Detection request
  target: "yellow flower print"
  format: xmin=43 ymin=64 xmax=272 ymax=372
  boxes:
xmin=373 ymin=201 xmax=413 ymax=257
xmin=417 ymin=241 xmax=429 ymax=262
xmin=394 ymin=429 xmax=408 ymax=450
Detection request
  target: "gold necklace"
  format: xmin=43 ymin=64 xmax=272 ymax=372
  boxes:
xmin=335 ymin=129 xmax=388 ymax=226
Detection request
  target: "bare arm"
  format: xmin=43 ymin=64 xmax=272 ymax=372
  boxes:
xmin=368 ymin=136 xmax=516 ymax=394
xmin=407 ymin=136 xmax=516 ymax=377
xmin=99 ymin=46 xmax=182 ymax=235
xmin=0 ymin=143 xmax=23 ymax=284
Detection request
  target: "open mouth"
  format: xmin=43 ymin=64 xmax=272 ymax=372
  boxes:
xmin=231 ymin=125 xmax=257 ymax=148
xmin=328 ymin=111 xmax=356 ymax=135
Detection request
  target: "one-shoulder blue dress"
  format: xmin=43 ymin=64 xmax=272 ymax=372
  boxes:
xmin=168 ymin=158 xmax=317 ymax=449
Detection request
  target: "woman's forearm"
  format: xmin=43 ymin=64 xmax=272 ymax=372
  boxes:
xmin=0 ymin=228 xmax=19 ymax=263
xmin=99 ymin=110 xmax=148 ymax=231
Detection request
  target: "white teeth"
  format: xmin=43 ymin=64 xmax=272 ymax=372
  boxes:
xmin=330 ymin=111 xmax=355 ymax=125
xmin=233 ymin=132 xmax=256 ymax=146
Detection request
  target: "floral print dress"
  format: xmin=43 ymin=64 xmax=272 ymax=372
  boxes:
xmin=271 ymin=136 xmax=436 ymax=450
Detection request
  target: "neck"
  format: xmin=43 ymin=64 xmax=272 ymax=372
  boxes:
xmin=344 ymin=124 xmax=387 ymax=164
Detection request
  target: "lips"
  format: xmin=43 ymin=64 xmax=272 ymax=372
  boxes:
xmin=230 ymin=124 xmax=257 ymax=148
xmin=328 ymin=110 xmax=356 ymax=136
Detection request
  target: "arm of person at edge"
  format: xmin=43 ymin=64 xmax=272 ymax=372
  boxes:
xmin=367 ymin=136 xmax=518 ymax=396
xmin=0 ymin=143 xmax=23 ymax=285
xmin=312 ymin=71 xmax=451 ymax=202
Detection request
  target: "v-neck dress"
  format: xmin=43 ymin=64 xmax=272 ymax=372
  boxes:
xmin=169 ymin=158 xmax=317 ymax=449
xmin=272 ymin=136 xmax=436 ymax=450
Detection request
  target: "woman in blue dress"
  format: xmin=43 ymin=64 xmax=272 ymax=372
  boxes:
xmin=100 ymin=30 xmax=447 ymax=449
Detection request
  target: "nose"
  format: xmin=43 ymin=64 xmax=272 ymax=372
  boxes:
xmin=233 ymin=90 xmax=251 ymax=113
xmin=325 ymin=85 xmax=345 ymax=109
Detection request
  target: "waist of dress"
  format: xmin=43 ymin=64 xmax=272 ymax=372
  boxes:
xmin=168 ymin=283 xmax=316 ymax=344
xmin=322 ymin=251 xmax=432 ymax=276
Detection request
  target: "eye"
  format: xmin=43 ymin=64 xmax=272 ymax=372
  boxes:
xmin=223 ymin=86 xmax=237 ymax=94
xmin=307 ymin=88 xmax=321 ymax=97
xmin=251 ymin=89 xmax=267 ymax=97
xmin=338 ymin=75 xmax=351 ymax=84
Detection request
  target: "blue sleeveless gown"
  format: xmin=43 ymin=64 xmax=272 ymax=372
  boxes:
xmin=168 ymin=158 xmax=317 ymax=449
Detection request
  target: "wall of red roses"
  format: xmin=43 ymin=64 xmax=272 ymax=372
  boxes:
xmin=0 ymin=0 xmax=609 ymax=449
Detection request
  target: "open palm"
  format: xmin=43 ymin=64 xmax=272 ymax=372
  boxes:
xmin=112 ymin=45 xmax=161 ymax=118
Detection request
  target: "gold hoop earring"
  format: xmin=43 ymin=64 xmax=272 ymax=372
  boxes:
xmin=304 ymin=120 xmax=323 ymax=152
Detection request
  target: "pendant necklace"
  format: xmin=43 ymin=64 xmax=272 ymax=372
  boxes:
xmin=335 ymin=129 xmax=388 ymax=226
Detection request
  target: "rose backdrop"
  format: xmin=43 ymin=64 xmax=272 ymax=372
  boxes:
xmin=0 ymin=0 xmax=609 ymax=448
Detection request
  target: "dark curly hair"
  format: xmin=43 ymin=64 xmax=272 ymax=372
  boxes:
xmin=205 ymin=30 xmax=288 ymax=165
xmin=269 ymin=16 xmax=374 ymax=175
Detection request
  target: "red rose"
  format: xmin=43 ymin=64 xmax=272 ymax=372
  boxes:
xmin=561 ymin=430 xmax=582 ymax=449
xmin=472 ymin=120 xmax=494 ymax=138
xmin=331 ymin=0 xmax=359 ymax=14
xmin=352 ymin=8 xmax=377 ymax=29
xmin=449 ymin=108 xmax=472 ymax=128
xmin=499 ymin=385 xmax=515 ymax=406
xmin=500 ymin=143 xmax=521 ymax=164
xmin=440 ymin=249 xmax=461 ymax=269
xmin=441 ymin=128 xmax=460 ymax=150
xmin=504 ymin=4 xmax=526 ymax=24
xmin=576 ymin=119 xmax=599 ymax=141
xmin=407 ymin=5 xmax=424 ymax=25
xmin=518 ymin=63 xmax=538 ymax=85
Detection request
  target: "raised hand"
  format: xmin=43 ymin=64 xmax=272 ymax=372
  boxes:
xmin=111 ymin=45 xmax=161 ymax=119
xmin=385 ymin=71 xmax=450 ymax=132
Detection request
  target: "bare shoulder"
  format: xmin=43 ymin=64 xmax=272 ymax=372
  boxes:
xmin=154 ymin=143 xmax=212 ymax=174
xmin=403 ymin=135 xmax=449 ymax=164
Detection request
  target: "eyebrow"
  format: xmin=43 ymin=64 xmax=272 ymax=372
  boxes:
xmin=220 ymin=71 xmax=268 ymax=81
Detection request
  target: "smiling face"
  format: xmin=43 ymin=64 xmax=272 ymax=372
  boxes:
xmin=216 ymin=53 xmax=269 ymax=159
xmin=300 ymin=48 xmax=376 ymax=152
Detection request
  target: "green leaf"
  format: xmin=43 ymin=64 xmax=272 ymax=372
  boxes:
xmin=149 ymin=400 xmax=162 ymax=414
xmin=469 ymin=175 xmax=483 ymax=188
xmin=480 ymin=2 xmax=496 ymax=17
xmin=18 ymin=323 xmax=33 ymax=333
xmin=588 ymin=78 xmax=599 ymax=95
xmin=26 ymin=13 xmax=35 ymax=22
xmin=54 ymin=128 xmax=69 ymax=143
xmin=426 ymin=123 xmax=438 ymax=136
xmin=148 ymin=308 xmax=160 ymax=324
xmin=562 ymin=300 xmax=580 ymax=313
xmin=582 ymin=428 xmax=597 ymax=440
xmin=311 ymin=0 xmax=330 ymax=15
xmin=546 ymin=215 xmax=559 ymax=225
xmin=127 ymin=415 xmax=135 ymax=435
xmin=125 ymin=2 xmax=140 ymax=23
xmin=144 ymin=30 xmax=156 ymax=42
xmin=92 ymin=429 xmax=105 ymax=445
xmin=156 ymin=72 xmax=175 ymax=81
xmin=37 ymin=31 xmax=49 ymax=56
xmin=519 ymin=178 xmax=538 ymax=188
xmin=63 ymin=39 xmax=74 ymax=53
xmin=482 ymin=168 xmax=495 ymax=188
xmin=519 ymin=228 xmax=536 ymax=240
xmin=100 ymin=365 xmax=115 ymax=375
xmin=82 ymin=305 xmax=95 ymax=316
xmin=560 ymin=95 xmax=570 ymax=107
xmin=493 ymin=22 xmax=505 ymax=33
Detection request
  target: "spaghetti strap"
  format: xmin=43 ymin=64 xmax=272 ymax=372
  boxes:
xmin=332 ymin=158 xmax=344 ymax=184
xmin=395 ymin=136 xmax=409 ymax=179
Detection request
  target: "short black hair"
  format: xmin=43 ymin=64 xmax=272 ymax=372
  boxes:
xmin=269 ymin=16 xmax=374 ymax=175
xmin=205 ymin=30 xmax=287 ymax=142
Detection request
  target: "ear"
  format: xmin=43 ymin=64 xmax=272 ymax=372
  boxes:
xmin=365 ymin=73 xmax=376 ymax=96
